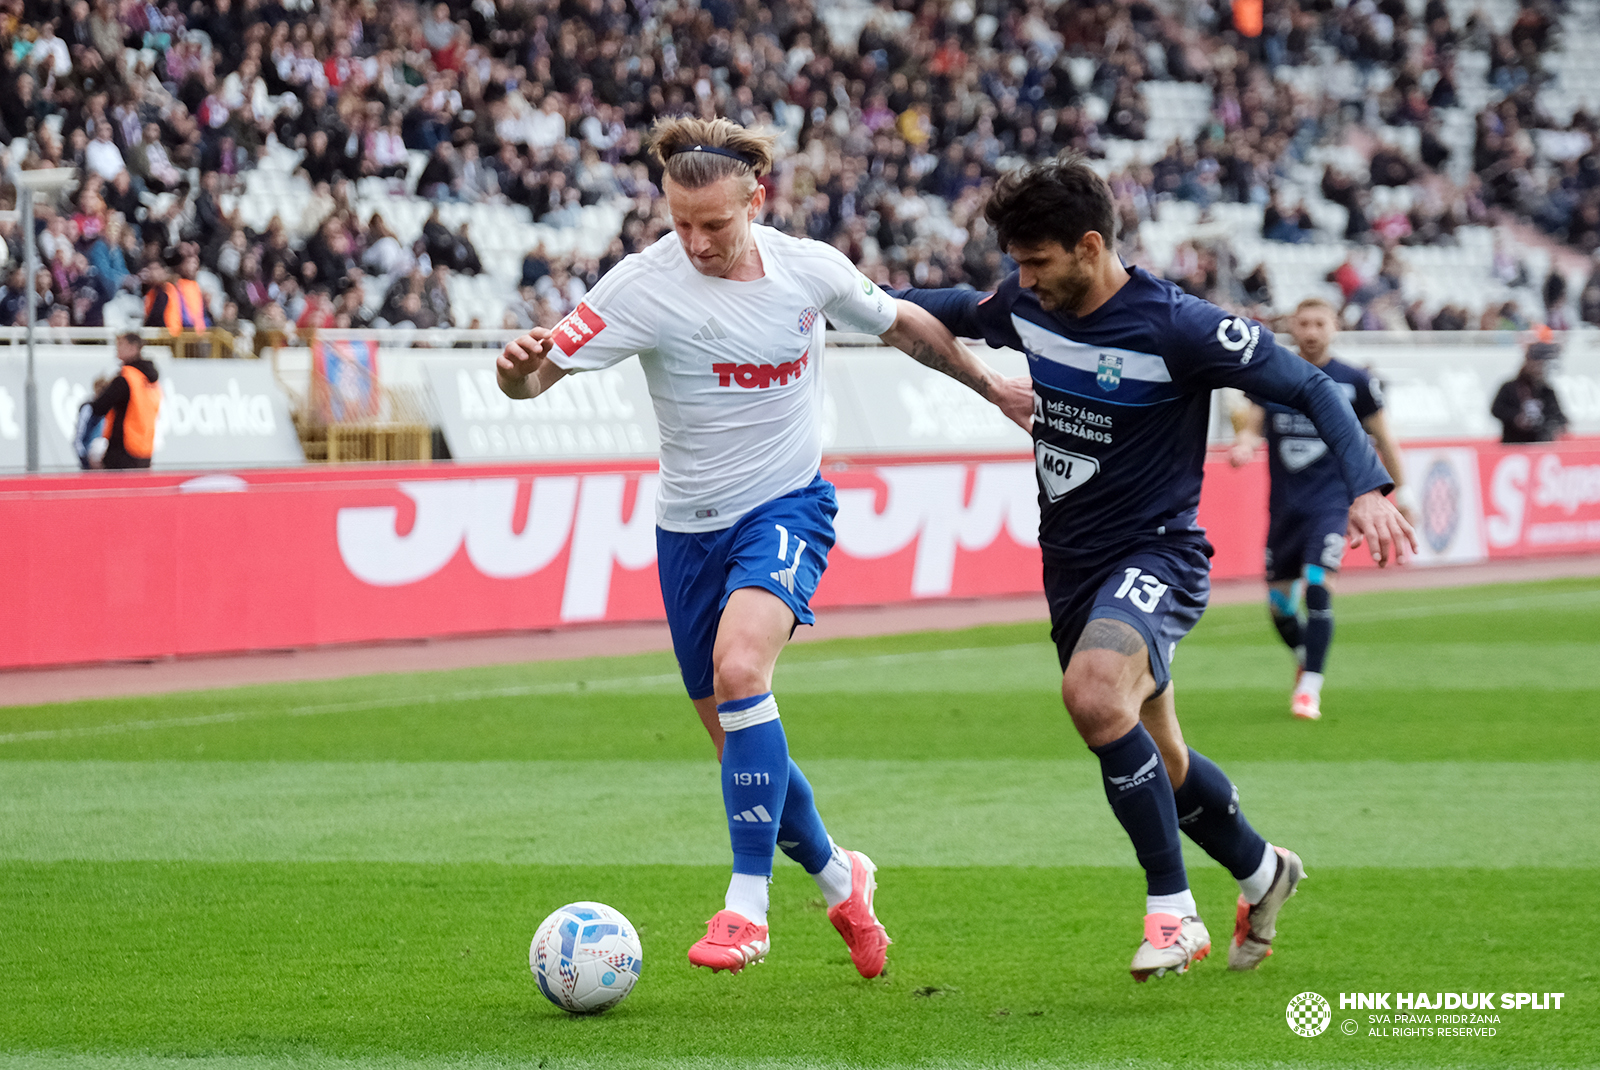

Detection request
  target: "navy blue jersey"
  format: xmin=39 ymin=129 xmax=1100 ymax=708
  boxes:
xmin=1248 ymin=356 xmax=1383 ymax=517
xmin=893 ymin=269 xmax=1393 ymax=568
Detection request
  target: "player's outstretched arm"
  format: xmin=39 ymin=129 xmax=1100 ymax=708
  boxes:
xmin=880 ymin=299 xmax=1033 ymax=432
xmin=496 ymin=328 xmax=570 ymax=400
xmin=1347 ymin=488 xmax=1418 ymax=567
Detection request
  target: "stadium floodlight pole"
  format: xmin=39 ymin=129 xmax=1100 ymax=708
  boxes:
xmin=13 ymin=169 xmax=79 ymax=473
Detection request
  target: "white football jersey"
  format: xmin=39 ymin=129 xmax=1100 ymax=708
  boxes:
xmin=545 ymin=225 xmax=899 ymax=532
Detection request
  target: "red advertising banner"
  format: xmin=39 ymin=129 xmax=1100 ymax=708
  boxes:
xmin=2 ymin=440 xmax=1596 ymax=670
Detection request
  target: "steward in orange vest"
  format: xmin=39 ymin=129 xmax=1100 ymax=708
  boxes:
xmin=143 ymin=270 xmax=211 ymax=334
xmin=85 ymin=333 xmax=163 ymax=469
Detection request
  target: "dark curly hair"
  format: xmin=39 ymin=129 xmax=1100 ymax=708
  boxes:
xmin=984 ymin=152 xmax=1116 ymax=255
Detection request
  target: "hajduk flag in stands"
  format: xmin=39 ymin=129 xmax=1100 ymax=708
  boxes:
xmin=312 ymin=339 xmax=381 ymax=423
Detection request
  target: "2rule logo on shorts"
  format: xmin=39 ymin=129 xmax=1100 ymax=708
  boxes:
xmin=1287 ymin=991 xmax=1333 ymax=1037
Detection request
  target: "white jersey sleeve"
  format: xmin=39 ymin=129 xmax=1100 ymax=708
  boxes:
xmin=545 ymin=257 xmax=658 ymax=371
xmin=805 ymin=244 xmax=898 ymax=336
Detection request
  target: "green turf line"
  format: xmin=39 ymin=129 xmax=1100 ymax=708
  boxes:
xmin=0 ymin=1058 xmax=1582 ymax=1070
xmin=3 ymin=760 xmax=1594 ymax=868
xmin=3 ymin=641 xmax=1595 ymax=751
xmin=2 ymin=863 xmax=1591 ymax=1069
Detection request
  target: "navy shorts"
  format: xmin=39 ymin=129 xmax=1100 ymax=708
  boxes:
xmin=1264 ymin=507 xmax=1349 ymax=583
xmin=656 ymin=474 xmax=837 ymax=700
xmin=1043 ymin=537 xmax=1212 ymax=694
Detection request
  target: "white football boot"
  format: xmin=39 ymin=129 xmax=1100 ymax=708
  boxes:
xmin=1129 ymin=912 xmax=1211 ymax=981
xmin=1229 ymin=845 xmax=1306 ymax=970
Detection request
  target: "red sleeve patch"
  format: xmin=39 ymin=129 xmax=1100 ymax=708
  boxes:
xmin=552 ymin=302 xmax=608 ymax=357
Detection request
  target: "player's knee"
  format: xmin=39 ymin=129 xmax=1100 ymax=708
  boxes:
xmin=1267 ymin=586 xmax=1297 ymax=619
xmin=1061 ymin=659 xmax=1137 ymax=744
xmin=712 ymin=648 xmax=770 ymax=703
xmin=1304 ymin=580 xmax=1332 ymax=616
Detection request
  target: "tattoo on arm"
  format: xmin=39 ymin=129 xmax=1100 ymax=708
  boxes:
xmin=908 ymin=339 xmax=991 ymax=400
xmin=1073 ymin=618 xmax=1148 ymax=658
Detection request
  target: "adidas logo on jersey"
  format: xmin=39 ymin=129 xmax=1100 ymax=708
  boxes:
xmin=693 ymin=316 xmax=730 ymax=342
xmin=731 ymin=805 xmax=774 ymax=823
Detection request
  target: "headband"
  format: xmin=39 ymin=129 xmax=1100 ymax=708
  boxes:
xmin=668 ymin=144 xmax=756 ymax=167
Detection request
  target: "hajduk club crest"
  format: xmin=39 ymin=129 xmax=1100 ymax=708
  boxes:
xmin=1096 ymin=352 xmax=1124 ymax=391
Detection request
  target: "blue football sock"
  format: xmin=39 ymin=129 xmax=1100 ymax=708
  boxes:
xmin=775 ymin=759 xmax=834 ymax=874
xmin=1303 ymin=581 xmax=1333 ymax=674
xmin=1267 ymin=587 xmax=1304 ymax=660
xmin=1091 ymin=724 xmax=1188 ymax=896
xmin=1172 ymin=748 xmax=1269 ymax=881
xmin=718 ymin=693 xmax=789 ymax=877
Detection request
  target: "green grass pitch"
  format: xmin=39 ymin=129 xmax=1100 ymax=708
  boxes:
xmin=2 ymin=578 xmax=1597 ymax=1069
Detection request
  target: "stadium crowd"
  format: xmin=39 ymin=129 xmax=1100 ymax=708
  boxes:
xmin=1 ymin=0 xmax=1599 ymax=341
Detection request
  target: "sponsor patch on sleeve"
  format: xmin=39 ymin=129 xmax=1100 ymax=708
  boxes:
xmin=552 ymin=302 xmax=607 ymax=356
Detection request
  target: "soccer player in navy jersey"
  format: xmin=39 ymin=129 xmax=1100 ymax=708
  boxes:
xmin=1228 ymin=297 xmax=1417 ymax=721
xmin=891 ymin=155 xmax=1416 ymax=980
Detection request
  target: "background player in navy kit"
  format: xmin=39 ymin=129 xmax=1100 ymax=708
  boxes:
xmin=891 ymin=155 xmax=1416 ymax=981
xmin=1228 ymin=297 xmax=1417 ymax=721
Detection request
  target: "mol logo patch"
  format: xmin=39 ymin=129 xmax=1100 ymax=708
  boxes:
xmin=552 ymin=303 xmax=606 ymax=356
xmin=1096 ymin=353 xmax=1123 ymax=392
xmin=1035 ymin=441 xmax=1100 ymax=501
xmin=1278 ymin=436 xmax=1329 ymax=472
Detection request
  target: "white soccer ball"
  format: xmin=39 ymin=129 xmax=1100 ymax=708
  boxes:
xmin=529 ymin=901 xmax=643 ymax=1014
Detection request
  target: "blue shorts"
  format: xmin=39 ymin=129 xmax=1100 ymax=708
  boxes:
xmin=1264 ymin=507 xmax=1349 ymax=582
xmin=656 ymin=474 xmax=837 ymax=700
xmin=1043 ymin=537 xmax=1212 ymax=694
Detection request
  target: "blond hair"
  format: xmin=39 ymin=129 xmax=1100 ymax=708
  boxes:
xmin=649 ymin=117 xmax=777 ymax=192
xmin=1295 ymin=296 xmax=1338 ymax=316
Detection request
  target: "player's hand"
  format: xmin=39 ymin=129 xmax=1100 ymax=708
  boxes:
xmin=1346 ymin=489 xmax=1417 ymax=567
xmin=992 ymin=375 xmax=1034 ymax=432
xmin=497 ymin=329 xmax=553 ymax=398
xmin=1226 ymin=440 xmax=1256 ymax=468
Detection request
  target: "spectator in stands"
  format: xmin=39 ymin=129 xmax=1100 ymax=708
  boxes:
xmin=1492 ymin=340 xmax=1569 ymax=444
xmin=1262 ymin=192 xmax=1313 ymax=243
xmin=0 ymin=267 xmax=28 ymax=327
xmin=83 ymin=124 xmax=126 ymax=183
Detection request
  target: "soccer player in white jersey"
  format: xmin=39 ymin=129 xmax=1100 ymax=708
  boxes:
xmin=496 ymin=117 xmax=1033 ymax=978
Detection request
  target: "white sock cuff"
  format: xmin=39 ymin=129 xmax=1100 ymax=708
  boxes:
xmin=1239 ymin=843 xmax=1279 ymax=905
xmin=1147 ymin=888 xmax=1198 ymax=919
xmin=718 ymin=693 xmax=780 ymax=732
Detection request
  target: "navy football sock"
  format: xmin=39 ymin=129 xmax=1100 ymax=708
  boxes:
xmin=718 ymin=693 xmax=789 ymax=877
xmin=1268 ymin=587 xmax=1304 ymax=660
xmin=1303 ymin=582 xmax=1333 ymax=674
xmin=1091 ymin=724 xmax=1188 ymax=896
xmin=1172 ymin=748 xmax=1270 ymax=881
xmin=775 ymin=758 xmax=834 ymax=874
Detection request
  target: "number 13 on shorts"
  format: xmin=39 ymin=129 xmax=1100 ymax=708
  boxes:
xmin=1113 ymin=567 xmax=1170 ymax=613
